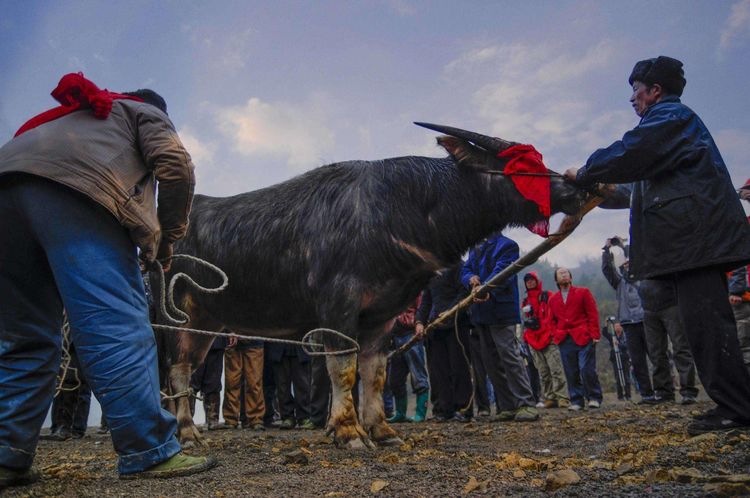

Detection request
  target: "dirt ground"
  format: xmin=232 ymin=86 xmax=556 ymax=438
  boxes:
xmin=7 ymin=394 xmax=750 ymax=497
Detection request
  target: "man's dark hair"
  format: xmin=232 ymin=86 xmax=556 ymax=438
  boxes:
xmin=123 ymin=89 xmax=168 ymax=115
xmin=553 ymin=268 xmax=572 ymax=284
xmin=628 ymin=56 xmax=686 ymax=97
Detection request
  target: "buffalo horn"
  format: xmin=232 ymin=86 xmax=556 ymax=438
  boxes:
xmin=414 ymin=122 xmax=514 ymax=152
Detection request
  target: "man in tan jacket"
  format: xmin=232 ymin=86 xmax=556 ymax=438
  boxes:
xmin=0 ymin=73 xmax=215 ymax=488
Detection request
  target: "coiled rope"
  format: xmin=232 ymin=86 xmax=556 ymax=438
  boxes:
xmin=150 ymin=255 xmax=359 ymax=357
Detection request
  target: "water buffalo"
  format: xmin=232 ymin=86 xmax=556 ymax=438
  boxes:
xmin=155 ymin=125 xmax=587 ymax=448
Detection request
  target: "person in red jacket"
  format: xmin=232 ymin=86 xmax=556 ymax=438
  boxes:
xmin=548 ymin=268 xmax=603 ymax=410
xmin=522 ymin=273 xmax=570 ymax=409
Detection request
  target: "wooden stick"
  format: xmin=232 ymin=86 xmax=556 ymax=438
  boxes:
xmin=389 ymin=188 xmax=609 ymax=358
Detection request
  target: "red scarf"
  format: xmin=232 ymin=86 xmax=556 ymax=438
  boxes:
xmin=15 ymin=72 xmax=143 ymax=137
xmin=498 ymin=144 xmax=551 ymax=237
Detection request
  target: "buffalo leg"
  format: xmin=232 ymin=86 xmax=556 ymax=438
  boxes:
xmin=168 ymin=361 xmax=202 ymax=447
xmin=359 ymin=350 xmax=403 ymax=446
xmin=325 ymin=353 xmax=374 ymax=449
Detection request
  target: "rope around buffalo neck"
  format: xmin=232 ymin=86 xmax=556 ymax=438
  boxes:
xmin=150 ymin=255 xmax=359 ymax=356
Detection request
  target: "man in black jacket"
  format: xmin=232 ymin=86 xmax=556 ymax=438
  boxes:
xmin=416 ymin=264 xmax=473 ymax=422
xmin=566 ymin=56 xmax=750 ymax=434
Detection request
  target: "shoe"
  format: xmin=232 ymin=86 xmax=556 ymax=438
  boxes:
xmin=42 ymin=426 xmax=73 ymax=441
xmin=687 ymin=415 xmax=750 ymax=436
xmin=432 ymin=413 xmax=451 ymax=422
xmin=120 ymin=453 xmax=218 ymax=479
xmin=209 ymin=422 xmax=236 ymax=431
xmin=409 ymin=392 xmax=429 ymax=422
xmin=568 ymin=404 xmax=583 ymax=412
xmin=298 ymin=419 xmax=317 ymax=430
xmin=387 ymin=396 xmax=409 ymax=423
xmin=96 ymin=425 xmax=109 ymax=434
xmin=476 ymin=409 xmax=491 ymax=418
xmin=638 ymin=396 xmax=660 ymax=405
xmin=279 ymin=418 xmax=296 ymax=430
xmin=452 ymin=412 xmax=472 ymax=423
xmin=535 ymin=401 xmax=545 ymax=409
xmin=680 ymin=396 xmax=697 ymax=406
xmin=692 ymin=407 xmax=721 ymax=421
xmin=543 ymin=400 xmax=559 ymax=409
xmin=588 ymin=400 xmax=601 ymax=409
xmin=557 ymin=399 xmax=570 ymax=408
xmin=494 ymin=410 xmax=516 ymax=422
xmin=514 ymin=406 xmax=540 ymax=422
xmin=0 ymin=466 xmax=40 ymax=489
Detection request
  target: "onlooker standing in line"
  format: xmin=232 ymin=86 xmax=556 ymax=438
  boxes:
xmin=189 ymin=336 xmax=227 ymax=430
xmin=222 ymin=337 xmax=265 ymax=430
xmin=728 ymin=179 xmax=750 ymax=375
xmin=387 ymin=297 xmax=430 ymax=423
xmin=639 ymin=277 xmax=699 ymax=404
xmin=267 ymin=344 xmax=314 ymax=430
xmin=416 ymin=264 xmax=473 ymax=422
xmin=602 ymin=238 xmax=657 ymax=404
xmin=461 ymin=233 xmax=538 ymax=422
xmin=548 ymin=268 xmax=603 ymax=411
xmin=521 ymin=272 xmax=569 ymax=409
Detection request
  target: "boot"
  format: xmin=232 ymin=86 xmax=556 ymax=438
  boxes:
xmin=409 ymin=392 xmax=428 ymax=422
xmin=387 ymin=396 xmax=408 ymax=423
xmin=204 ymin=393 xmax=222 ymax=430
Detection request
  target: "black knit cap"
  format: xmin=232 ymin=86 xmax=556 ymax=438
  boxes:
xmin=628 ymin=56 xmax=686 ymax=97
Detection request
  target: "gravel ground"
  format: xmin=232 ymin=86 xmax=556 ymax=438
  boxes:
xmin=6 ymin=395 xmax=750 ymax=497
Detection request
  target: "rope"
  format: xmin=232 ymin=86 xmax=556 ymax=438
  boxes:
xmin=160 ymin=387 xmax=202 ymax=402
xmin=151 ymin=255 xmax=359 ymax=356
xmin=54 ymin=314 xmax=81 ymax=398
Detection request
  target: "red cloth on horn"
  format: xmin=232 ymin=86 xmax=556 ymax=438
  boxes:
xmin=498 ymin=144 xmax=551 ymax=237
xmin=14 ymin=72 xmax=143 ymax=137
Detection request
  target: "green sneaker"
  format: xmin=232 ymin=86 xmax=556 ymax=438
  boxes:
xmin=0 ymin=466 xmax=40 ymax=490
xmin=298 ymin=419 xmax=317 ymax=430
xmin=514 ymin=406 xmax=540 ymax=422
xmin=120 ymin=453 xmax=218 ymax=479
xmin=279 ymin=418 xmax=296 ymax=430
xmin=493 ymin=410 xmax=516 ymax=422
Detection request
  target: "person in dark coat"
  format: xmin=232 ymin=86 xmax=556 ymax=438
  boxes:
xmin=728 ymin=178 xmax=750 ymax=374
xmin=461 ymin=233 xmax=538 ymax=422
xmin=566 ymin=56 xmax=750 ymax=434
xmin=189 ymin=336 xmax=227 ymax=430
xmin=416 ymin=263 xmax=473 ymax=422
xmin=266 ymin=343 xmax=313 ymax=430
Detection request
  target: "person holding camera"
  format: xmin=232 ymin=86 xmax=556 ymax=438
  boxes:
xmin=521 ymin=273 xmax=569 ymax=409
xmin=602 ymin=237 xmax=658 ymax=404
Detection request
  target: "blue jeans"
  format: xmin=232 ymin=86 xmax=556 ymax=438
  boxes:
xmin=388 ymin=333 xmax=429 ymax=397
xmin=0 ymin=175 xmax=180 ymax=474
xmin=558 ymin=336 xmax=603 ymax=406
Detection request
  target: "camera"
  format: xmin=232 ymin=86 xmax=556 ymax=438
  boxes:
xmin=523 ymin=317 xmax=541 ymax=330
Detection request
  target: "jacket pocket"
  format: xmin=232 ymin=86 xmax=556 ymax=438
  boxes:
xmin=643 ymin=192 xmax=699 ymax=256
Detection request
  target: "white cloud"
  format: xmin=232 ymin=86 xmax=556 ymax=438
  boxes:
xmin=386 ymin=0 xmax=417 ymax=16
xmin=720 ymin=0 xmax=750 ymax=51
xmin=178 ymin=126 xmax=216 ymax=166
xmin=216 ymin=95 xmax=336 ymax=169
xmin=445 ymin=40 xmax=629 ymax=168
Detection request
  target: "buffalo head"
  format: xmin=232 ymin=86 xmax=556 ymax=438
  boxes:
xmin=414 ymin=122 xmax=588 ymax=216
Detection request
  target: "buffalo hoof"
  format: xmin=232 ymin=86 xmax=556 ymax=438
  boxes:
xmin=376 ymin=436 xmax=404 ymax=447
xmin=344 ymin=437 xmax=375 ymax=450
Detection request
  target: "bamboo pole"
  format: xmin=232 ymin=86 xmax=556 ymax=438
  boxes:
xmin=389 ymin=188 xmax=609 ymax=358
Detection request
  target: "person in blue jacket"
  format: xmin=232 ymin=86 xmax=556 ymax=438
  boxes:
xmin=565 ymin=56 xmax=750 ymax=435
xmin=461 ymin=233 xmax=538 ymax=422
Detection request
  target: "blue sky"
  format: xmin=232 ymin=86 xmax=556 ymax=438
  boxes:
xmin=2 ymin=0 xmax=749 ymax=267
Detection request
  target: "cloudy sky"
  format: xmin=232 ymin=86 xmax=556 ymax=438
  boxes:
xmin=2 ymin=0 xmax=749 ymax=268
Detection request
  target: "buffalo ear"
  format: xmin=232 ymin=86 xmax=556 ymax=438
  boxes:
xmin=437 ymin=136 xmax=495 ymax=171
